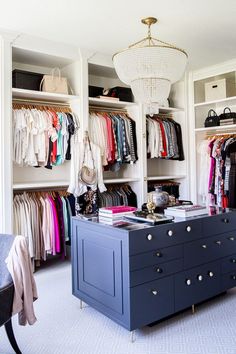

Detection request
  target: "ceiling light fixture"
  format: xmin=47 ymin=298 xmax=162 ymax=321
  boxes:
xmin=113 ymin=17 xmax=188 ymax=114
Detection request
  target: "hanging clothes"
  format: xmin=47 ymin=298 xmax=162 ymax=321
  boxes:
xmin=196 ymin=140 xmax=211 ymax=205
xmin=68 ymin=134 xmax=107 ymax=197
xmin=75 ymin=184 xmax=137 ymax=214
xmin=98 ymin=185 xmax=137 ymax=208
xmin=12 ymin=105 xmax=79 ymax=168
xmin=89 ymin=110 xmax=138 ymax=170
xmin=13 ymin=191 xmax=75 ymax=265
xmin=146 ymin=115 xmax=184 ymax=161
xmin=197 ymin=135 xmax=236 ymax=208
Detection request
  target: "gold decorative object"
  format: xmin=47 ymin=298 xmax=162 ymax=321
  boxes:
xmin=146 ymin=194 xmax=156 ymax=215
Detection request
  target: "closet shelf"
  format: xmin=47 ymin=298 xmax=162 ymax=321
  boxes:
xmin=195 ymin=124 xmax=236 ymax=132
xmin=89 ymin=97 xmax=183 ymax=113
xmin=89 ymin=97 xmax=137 ymax=109
xmin=12 ymin=88 xmax=80 ymax=103
xmin=103 ymin=178 xmax=139 ymax=184
xmin=158 ymin=107 xmax=184 ymax=113
xmin=147 ymin=175 xmax=186 ymax=181
xmin=194 ymin=95 xmax=236 ymax=107
xmin=13 ymin=181 xmax=69 ymax=190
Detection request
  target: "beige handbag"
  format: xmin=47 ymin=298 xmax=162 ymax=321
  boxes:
xmin=79 ymin=137 xmax=97 ymax=186
xmin=40 ymin=67 xmax=69 ymax=94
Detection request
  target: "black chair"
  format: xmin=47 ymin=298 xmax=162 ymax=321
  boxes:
xmin=0 ymin=234 xmax=22 ymax=354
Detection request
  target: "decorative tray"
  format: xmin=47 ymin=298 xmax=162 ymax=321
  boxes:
xmin=124 ymin=212 xmax=174 ymax=225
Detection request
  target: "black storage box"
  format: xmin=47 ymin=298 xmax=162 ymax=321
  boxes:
xmin=89 ymin=85 xmax=104 ymax=97
xmin=108 ymin=86 xmax=133 ymax=102
xmin=12 ymin=69 xmax=44 ymax=91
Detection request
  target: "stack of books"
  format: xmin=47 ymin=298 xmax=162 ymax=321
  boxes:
xmin=164 ymin=204 xmax=208 ymax=218
xmin=98 ymin=206 xmax=137 ymax=224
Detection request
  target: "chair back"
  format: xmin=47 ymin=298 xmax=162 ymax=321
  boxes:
xmin=0 ymin=234 xmax=15 ymax=288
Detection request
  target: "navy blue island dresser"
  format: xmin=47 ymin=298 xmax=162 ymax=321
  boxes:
xmin=71 ymin=210 xmax=236 ymax=335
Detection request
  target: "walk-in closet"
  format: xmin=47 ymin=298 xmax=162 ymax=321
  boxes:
xmin=0 ymin=2 xmax=236 ymax=354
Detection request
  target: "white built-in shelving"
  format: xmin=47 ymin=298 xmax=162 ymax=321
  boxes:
xmin=0 ymin=33 xmax=189 ymax=233
xmin=89 ymin=97 xmax=136 ymax=109
xmin=158 ymin=106 xmax=184 ymax=113
xmin=189 ymin=60 xmax=236 ymax=204
xmin=10 ymin=45 xmax=81 ymax=227
xmin=195 ymin=124 xmax=236 ymax=133
xmin=147 ymin=175 xmax=186 ymax=181
xmin=194 ymin=95 xmax=236 ymax=107
xmin=103 ymin=178 xmax=140 ymax=184
xmin=12 ymin=88 xmax=80 ymax=103
xmin=13 ymin=181 xmax=69 ymax=190
xmin=89 ymin=97 xmax=183 ymax=113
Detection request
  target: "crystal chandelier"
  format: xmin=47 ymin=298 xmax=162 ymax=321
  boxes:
xmin=113 ymin=17 xmax=188 ymax=113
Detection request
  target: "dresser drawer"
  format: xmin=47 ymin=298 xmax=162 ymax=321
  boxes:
xmin=202 ymin=211 xmax=236 ymax=237
xmin=130 ymin=258 xmax=183 ymax=287
xmin=184 ymin=233 xmax=236 ymax=268
xmin=130 ymin=244 xmax=183 ymax=271
xmin=221 ymin=254 xmax=236 ymax=274
xmin=175 ymin=262 xmax=221 ymax=312
xmin=129 ymin=219 xmax=202 ymax=255
xmin=130 ymin=276 xmax=174 ymax=330
xmin=221 ymin=272 xmax=236 ymax=291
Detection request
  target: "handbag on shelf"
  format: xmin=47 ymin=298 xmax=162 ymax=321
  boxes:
xmin=204 ymin=109 xmax=220 ymax=127
xmin=40 ymin=67 xmax=72 ymax=94
xmin=79 ymin=136 xmax=97 ymax=186
xmin=219 ymin=107 xmax=236 ymax=120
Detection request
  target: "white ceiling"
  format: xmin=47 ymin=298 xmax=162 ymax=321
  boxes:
xmin=1 ymin=0 xmax=236 ymax=70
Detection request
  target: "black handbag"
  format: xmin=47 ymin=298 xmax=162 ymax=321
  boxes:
xmin=204 ymin=109 xmax=219 ymax=127
xmin=219 ymin=107 xmax=236 ymax=120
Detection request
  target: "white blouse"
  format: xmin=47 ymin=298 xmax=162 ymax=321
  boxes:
xmin=68 ymin=137 xmax=107 ymax=197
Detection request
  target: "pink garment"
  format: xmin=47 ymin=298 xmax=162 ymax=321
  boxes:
xmin=103 ymin=114 xmax=113 ymax=162
xmin=48 ymin=196 xmax=61 ymax=254
xmin=5 ymin=235 xmax=38 ymax=326
xmin=40 ymin=197 xmax=51 ymax=255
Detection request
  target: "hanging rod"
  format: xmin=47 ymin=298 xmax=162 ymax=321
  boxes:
xmin=146 ymin=113 xmax=173 ymax=119
xmin=13 ymin=185 xmax=69 ymax=193
xmin=12 ymin=98 xmax=71 ymax=107
xmin=89 ymin=105 xmax=128 ymax=113
xmin=206 ymin=131 xmax=236 ymax=137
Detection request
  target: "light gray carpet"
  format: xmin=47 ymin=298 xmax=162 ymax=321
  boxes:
xmin=0 ymin=260 xmax=236 ymax=354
